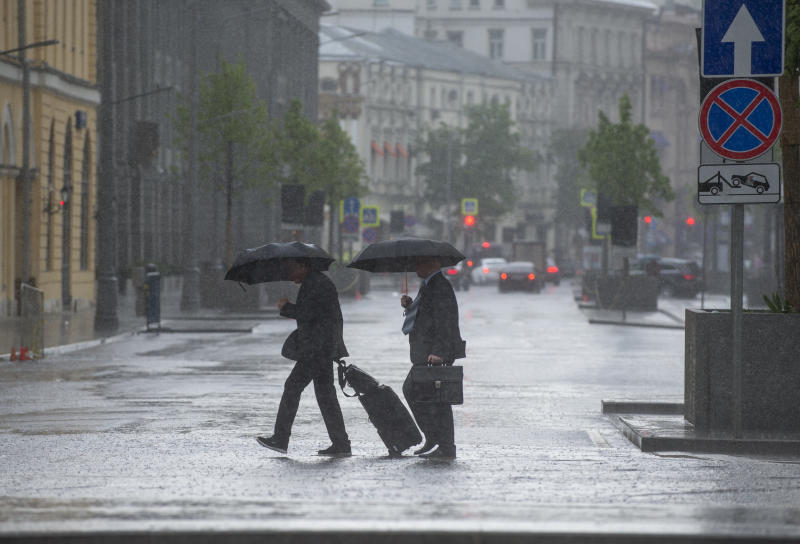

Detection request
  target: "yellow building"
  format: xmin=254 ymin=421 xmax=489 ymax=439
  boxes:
xmin=1 ymin=0 xmax=98 ymax=315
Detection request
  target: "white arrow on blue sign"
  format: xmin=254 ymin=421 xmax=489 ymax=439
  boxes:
xmin=702 ymin=0 xmax=784 ymax=78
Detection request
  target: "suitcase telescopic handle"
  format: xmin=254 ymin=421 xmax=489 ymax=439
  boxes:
xmin=336 ymin=360 xmax=360 ymax=398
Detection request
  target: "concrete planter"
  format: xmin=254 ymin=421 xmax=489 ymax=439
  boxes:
xmin=583 ymin=273 xmax=658 ymax=311
xmin=685 ymin=309 xmax=800 ymax=432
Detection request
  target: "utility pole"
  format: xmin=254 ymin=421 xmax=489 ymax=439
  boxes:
xmin=444 ymin=129 xmax=453 ymax=242
xmin=94 ymin=0 xmax=119 ymax=332
xmin=180 ymin=4 xmax=200 ymax=311
xmin=18 ymin=0 xmax=31 ymax=288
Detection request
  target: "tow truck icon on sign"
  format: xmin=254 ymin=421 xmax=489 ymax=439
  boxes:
xmin=699 ymin=171 xmax=770 ymax=196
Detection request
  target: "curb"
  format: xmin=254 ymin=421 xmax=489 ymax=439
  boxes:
xmin=587 ymin=319 xmax=684 ymax=330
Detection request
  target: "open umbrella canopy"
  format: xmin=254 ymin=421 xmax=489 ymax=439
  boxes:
xmin=347 ymin=238 xmax=465 ymax=273
xmin=224 ymin=241 xmax=334 ymax=284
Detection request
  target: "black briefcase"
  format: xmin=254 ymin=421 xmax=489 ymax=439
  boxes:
xmin=409 ymin=365 xmax=463 ymax=405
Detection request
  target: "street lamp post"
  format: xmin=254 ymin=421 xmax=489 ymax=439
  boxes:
xmin=94 ymin=0 xmax=118 ymax=332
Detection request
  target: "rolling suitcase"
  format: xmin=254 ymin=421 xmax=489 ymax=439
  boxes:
xmin=337 ymin=361 xmax=422 ymax=457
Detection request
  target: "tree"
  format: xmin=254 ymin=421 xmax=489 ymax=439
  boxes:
xmin=318 ymin=113 xmax=367 ymax=251
xmin=278 ymin=99 xmax=324 ymax=189
xmin=578 ymin=94 xmax=674 ymax=215
xmin=779 ymin=0 xmax=800 ymax=309
xmin=415 ymin=102 xmax=537 ymax=229
xmin=177 ymin=58 xmax=277 ymax=268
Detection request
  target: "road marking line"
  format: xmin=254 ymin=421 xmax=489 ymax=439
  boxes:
xmin=587 ymin=430 xmax=611 ymax=448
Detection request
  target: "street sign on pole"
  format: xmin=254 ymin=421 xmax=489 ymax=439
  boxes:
xmin=702 ymin=0 xmax=784 ymax=78
xmin=361 ymin=206 xmax=380 ymax=227
xmin=697 ymin=163 xmax=781 ymax=204
xmin=362 ymin=227 xmax=377 ymax=243
xmin=698 ymin=78 xmax=782 ymax=161
xmin=461 ymin=198 xmax=478 ymax=215
xmin=340 ymin=197 xmax=360 ymax=222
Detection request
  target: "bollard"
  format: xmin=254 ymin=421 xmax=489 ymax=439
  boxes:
xmin=19 ymin=347 xmax=31 ymax=361
xmin=145 ymin=263 xmax=161 ymax=332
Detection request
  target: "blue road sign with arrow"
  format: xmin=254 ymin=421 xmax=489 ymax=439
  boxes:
xmin=702 ymin=0 xmax=784 ymax=77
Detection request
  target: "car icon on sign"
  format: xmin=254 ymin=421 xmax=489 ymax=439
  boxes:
xmin=699 ymin=173 xmax=723 ymax=195
xmin=731 ymin=173 xmax=769 ymax=194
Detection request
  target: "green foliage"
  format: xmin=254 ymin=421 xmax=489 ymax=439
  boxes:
xmin=578 ymin=94 xmax=674 ymax=215
xmin=786 ymin=0 xmax=800 ymax=73
xmin=176 ymin=57 xmax=278 ymax=195
xmin=278 ymin=99 xmax=324 ymax=189
xmin=415 ymin=102 xmax=537 ymax=220
xmin=762 ymin=292 xmax=795 ymax=313
xmin=317 ymin=112 xmax=367 ymax=205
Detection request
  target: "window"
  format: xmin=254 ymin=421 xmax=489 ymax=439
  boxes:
xmin=320 ymin=78 xmax=337 ymax=92
xmin=469 ymin=0 xmax=480 ymax=8
xmin=449 ymin=0 xmax=462 ymax=9
xmin=424 ymin=28 xmax=437 ymax=40
xmin=532 ymin=28 xmax=546 ymax=60
xmin=447 ymin=30 xmax=464 ymax=47
xmin=467 ymin=90 xmax=474 ymax=104
xmin=489 ymin=29 xmax=504 ymax=59
xmin=427 ymin=0 xmax=437 ymax=9
xmin=493 ymin=0 xmax=504 ymax=8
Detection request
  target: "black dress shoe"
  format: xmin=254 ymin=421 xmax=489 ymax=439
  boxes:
xmin=318 ymin=443 xmax=352 ymax=457
xmin=413 ymin=441 xmax=437 ymax=456
xmin=420 ymin=445 xmax=456 ymax=459
xmin=256 ymin=435 xmax=288 ymax=454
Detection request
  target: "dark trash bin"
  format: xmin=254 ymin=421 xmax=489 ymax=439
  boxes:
xmin=145 ymin=263 xmax=161 ymax=331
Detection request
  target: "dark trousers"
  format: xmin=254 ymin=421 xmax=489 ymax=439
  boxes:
xmin=273 ymin=358 xmax=349 ymax=446
xmin=402 ymin=367 xmax=454 ymax=448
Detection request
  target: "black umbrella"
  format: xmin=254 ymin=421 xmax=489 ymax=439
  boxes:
xmin=224 ymin=241 xmax=335 ymax=285
xmin=347 ymin=238 xmax=465 ymax=273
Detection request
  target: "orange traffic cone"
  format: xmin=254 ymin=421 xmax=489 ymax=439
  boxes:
xmin=9 ymin=347 xmax=16 ymax=361
xmin=19 ymin=347 xmax=31 ymax=361
xmin=355 ymin=290 xmax=362 ymax=301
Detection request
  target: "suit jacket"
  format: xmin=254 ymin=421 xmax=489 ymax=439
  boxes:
xmin=408 ymin=271 xmax=465 ymax=365
xmin=280 ymin=270 xmax=348 ymax=362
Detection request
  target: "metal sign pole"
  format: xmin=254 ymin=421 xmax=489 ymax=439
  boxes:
xmin=730 ymin=203 xmax=744 ymax=436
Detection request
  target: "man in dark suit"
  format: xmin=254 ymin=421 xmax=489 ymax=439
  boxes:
xmin=400 ymin=256 xmax=465 ymax=459
xmin=257 ymin=258 xmax=351 ymax=456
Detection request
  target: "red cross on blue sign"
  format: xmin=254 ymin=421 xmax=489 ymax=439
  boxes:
xmin=699 ymin=79 xmax=782 ymax=161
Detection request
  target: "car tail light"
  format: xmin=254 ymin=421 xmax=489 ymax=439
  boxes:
xmin=467 ymin=260 xmax=473 ymax=267
xmin=482 ymin=267 xmax=489 ymax=274
xmin=684 ymin=274 xmax=695 ymax=281
xmin=528 ymin=273 xmax=535 ymax=280
xmin=446 ymin=268 xmax=458 ymax=276
xmin=500 ymin=273 xmax=508 ymax=280
xmin=547 ymin=266 xmax=558 ymax=274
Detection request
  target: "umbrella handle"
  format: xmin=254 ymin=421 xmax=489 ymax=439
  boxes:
xmin=402 ymin=273 xmax=408 ymax=295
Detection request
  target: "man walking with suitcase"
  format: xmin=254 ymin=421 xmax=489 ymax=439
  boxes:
xmin=257 ymin=258 xmax=351 ymax=456
xmin=400 ymin=256 xmax=465 ymax=459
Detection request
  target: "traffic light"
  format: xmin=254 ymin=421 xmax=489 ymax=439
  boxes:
xmin=390 ymin=210 xmax=405 ymax=233
xmin=281 ymin=184 xmax=305 ymax=224
xmin=304 ymin=190 xmax=325 ymax=226
xmin=610 ymin=206 xmax=637 ymax=247
xmin=464 ymin=215 xmax=475 ymax=227
xmin=686 ymin=217 xmax=695 ymax=226
xmin=644 ymin=216 xmax=652 ymax=224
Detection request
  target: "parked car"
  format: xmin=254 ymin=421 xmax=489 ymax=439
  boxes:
xmin=544 ymin=258 xmax=560 ymax=285
xmin=471 ymin=257 xmax=508 ymax=284
xmin=635 ymin=256 xmax=699 ymax=298
xmin=442 ymin=261 xmax=470 ymax=291
xmin=498 ymin=261 xmax=541 ymax=293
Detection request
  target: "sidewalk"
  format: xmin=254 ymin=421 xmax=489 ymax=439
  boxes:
xmin=0 ymin=285 xmax=280 ymax=360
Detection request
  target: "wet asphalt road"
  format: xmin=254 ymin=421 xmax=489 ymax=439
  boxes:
xmin=1 ymin=280 xmax=799 ymax=541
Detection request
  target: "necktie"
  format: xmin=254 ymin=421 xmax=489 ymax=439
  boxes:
xmin=401 ymin=286 xmax=423 ymax=335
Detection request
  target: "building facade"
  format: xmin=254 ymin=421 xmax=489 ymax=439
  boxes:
xmin=103 ymin=0 xmax=328 ymax=295
xmin=319 ymin=24 xmax=555 ymax=252
xmin=1 ymin=0 xmax=99 ymax=315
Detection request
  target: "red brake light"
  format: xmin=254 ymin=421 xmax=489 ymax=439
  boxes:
xmin=684 ymin=274 xmax=695 ymax=281
xmin=500 ymin=273 xmax=508 ymax=280
xmin=528 ymin=273 xmax=535 ymax=280
xmin=547 ymin=266 xmax=558 ymax=274
xmin=482 ymin=267 xmax=489 ymax=274
xmin=446 ymin=268 xmax=458 ymax=275
xmin=466 ymin=260 xmax=473 ymax=267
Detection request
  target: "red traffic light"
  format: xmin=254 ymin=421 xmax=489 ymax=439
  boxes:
xmin=644 ymin=216 xmax=652 ymax=224
xmin=481 ymin=241 xmax=490 ymax=249
xmin=463 ymin=215 xmax=475 ymax=227
xmin=686 ymin=217 xmax=695 ymax=226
